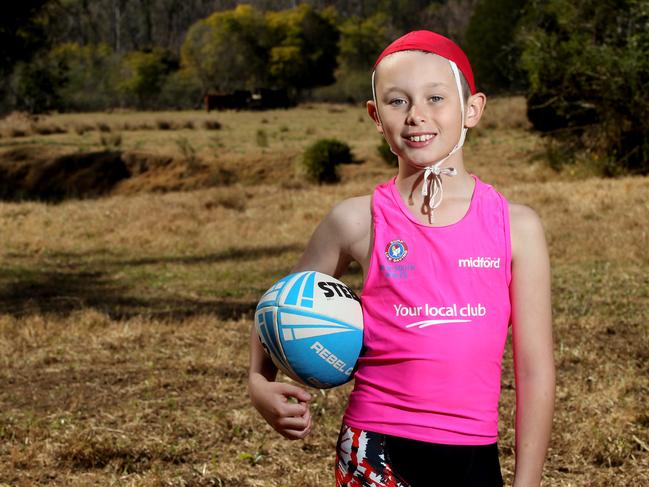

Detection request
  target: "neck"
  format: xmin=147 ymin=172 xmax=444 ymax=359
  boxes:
xmin=395 ymin=151 xmax=471 ymax=203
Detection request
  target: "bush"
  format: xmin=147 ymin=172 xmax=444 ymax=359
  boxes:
xmin=202 ymin=120 xmax=222 ymax=130
xmin=49 ymin=42 xmax=121 ymax=112
xmin=517 ymin=0 xmax=649 ymax=175
xmin=465 ymin=0 xmax=528 ymax=94
xmin=311 ymin=69 xmax=372 ymax=104
xmin=118 ymin=48 xmax=175 ymax=109
xmin=157 ymin=69 xmax=203 ymax=109
xmin=8 ymin=54 xmax=65 ymax=114
xmin=377 ymin=137 xmax=398 ymax=166
xmin=302 ymin=138 xmax=352 ymax=183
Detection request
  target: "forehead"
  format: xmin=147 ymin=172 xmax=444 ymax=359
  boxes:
xmin=374 ymin=50 xmax=454 ymax=89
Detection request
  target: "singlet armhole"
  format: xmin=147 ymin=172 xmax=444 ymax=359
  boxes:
xmin=360 ymin=191 xmax=377 ymax=298
xmin=500 ymin=193 xmax=513 ymax=288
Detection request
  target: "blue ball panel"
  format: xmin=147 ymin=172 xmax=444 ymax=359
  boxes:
xmin=255 ymin=306 xmax=293 ymax=376
xmin=282 ymin=329 xmax=362 ymax=388
xmin=256 ymin=273 xmax=296 ymax=309
xmin=277 ymin=307 xmax=362 ymax=388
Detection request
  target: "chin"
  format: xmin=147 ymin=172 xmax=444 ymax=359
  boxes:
xmin=402 ymin=154 xmax=448 ymax=170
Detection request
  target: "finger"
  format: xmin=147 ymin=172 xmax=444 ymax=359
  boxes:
xmin=277 ymin=416 xmax=310 ymax=430
xmin=278 ymin=383 xmax=312 ymax=403
xmin=300 ymin=402 xmax=312 ymax=421
xmin=281 ymin=401 xmax=308 ymax=417
xmin=281 ymin=427 xmax=310 ymax=440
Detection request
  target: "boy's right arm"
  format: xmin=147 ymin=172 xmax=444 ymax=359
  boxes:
xmin=248 ymin=197 xmax=369 ymax=440
xmin=248 ymin=330 xmax=313 ymax=440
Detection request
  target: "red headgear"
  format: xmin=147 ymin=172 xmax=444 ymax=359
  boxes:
xmin=373 ymin=30 xmax=476 ymax=94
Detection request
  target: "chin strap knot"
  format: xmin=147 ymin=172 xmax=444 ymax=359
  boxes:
xmin=422 ymin=165 xmax=458 ymax=213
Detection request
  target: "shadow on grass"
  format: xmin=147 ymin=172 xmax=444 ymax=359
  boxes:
xmin=0 ymin=244 xmax=303 ymax=319
xmin=38 ymin=243 xmax=303 ymax=268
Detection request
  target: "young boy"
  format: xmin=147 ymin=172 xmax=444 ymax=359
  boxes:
xmin=249 ymin=30 xmax=555 ymax=486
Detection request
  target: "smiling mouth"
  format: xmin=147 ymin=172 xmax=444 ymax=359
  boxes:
xmin=405 ymin=134 xmax=435 ymax=142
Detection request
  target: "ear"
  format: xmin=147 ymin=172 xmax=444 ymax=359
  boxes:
xmin=464 ymin=92 xmax=487 ymax=129
xmin=367 ymin=100 xmax=384 ymax=134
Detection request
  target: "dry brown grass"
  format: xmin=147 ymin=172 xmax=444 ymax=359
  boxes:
xmin=0 ymin=98 xmax=648 ymax=485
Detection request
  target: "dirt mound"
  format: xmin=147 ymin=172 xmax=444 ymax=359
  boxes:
xmin=0 ymin=147 xmax=236 ymax=202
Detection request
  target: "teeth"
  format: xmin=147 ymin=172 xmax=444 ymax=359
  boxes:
xmin=409 ymin=134 xmax=434 ymax=142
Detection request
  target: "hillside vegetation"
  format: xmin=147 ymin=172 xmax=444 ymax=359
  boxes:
xmin=0 ymin=98 xmax=647 ymax=485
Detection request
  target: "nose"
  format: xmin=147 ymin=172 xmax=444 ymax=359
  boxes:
xmin=406 ymin=103 xmax=426 ymax=125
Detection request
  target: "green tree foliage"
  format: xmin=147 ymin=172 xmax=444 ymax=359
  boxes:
xmin=8 ymin=55 xmax=65 ymax=114
xmin=181 ymin=5 xmax=269 ymax=92
xmin=119 ymin=48 xmax=175 ymax=108
xmin=49 ymin=42 xmax=122 ymax=111
xmin=518 ymin=0 xmax=649 ymax=175
xmin=377 ymin=0 xmax=445 ymax=32
xmin=465 ymin=0 xmax=527 ymax=93
xmin=266 ymin=4 xmax=339 ymax=90
xmin=0 ymin=1 xmax=52 ymax=113
xmin=316 ymin=12 xmax=393 ymax=103
xmin=338 ymin=12 xmax=392 ymax=73
xmin=2 ymin=1 xmax=486 ymax=112
xmin=0 ymin=1 xmax=50 ymax=78
xmin=378 ymin=137 xmax=398 ymax=166
xmin=181 ymin=4 xmax=338 ymax=94
xmin=158 ymin=68 xmax=204 ymax=109
xmin=302 ymin=138 xmax=352 ymax=183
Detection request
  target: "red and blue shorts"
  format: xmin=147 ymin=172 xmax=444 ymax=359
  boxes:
xmin=335 ymin=423 xmax=503 ymax=487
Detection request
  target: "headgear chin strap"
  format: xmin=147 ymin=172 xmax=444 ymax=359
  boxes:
xmin=420 ymin=60 xmax=468 ymax=216
xmin=371 ymin=31 xmax=475 ymax=220
xmin=372 ymin=59 xmax=468 ymax=219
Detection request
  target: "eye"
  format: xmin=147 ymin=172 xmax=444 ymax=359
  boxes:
xmin=388 ymin=98 xmax=407 ymax=107
xmin=429 ymin=95 xmax=444 ymax=103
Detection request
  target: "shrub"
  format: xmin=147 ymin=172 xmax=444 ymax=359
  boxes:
xmin=118 ymin=48 xmax=174 ymax=109
xmin=302 ymin=138 xmax=352 ymax=183
xmin=99 ymin=132 xmax=122 ymax=150
xmin=465 ymin=0 xmax=528 ymax=94
xmin=517 ymin=0 xmax=649 ymax=175
xmin=49 ymin=42 xmax=121 ymax=112
xmin=156 ymin=119 xmax=173 ymax=130
xmin=377 ymin=137 xmax=398 ymax=166
xmin=256 ymin=128 xmax=269 ymax=147
xmin=157 ymin=68 xmax=203 ymax=110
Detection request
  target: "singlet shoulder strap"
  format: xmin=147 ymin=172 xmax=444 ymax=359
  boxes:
xmin=370 ymin=178 xmax=397 ymax=226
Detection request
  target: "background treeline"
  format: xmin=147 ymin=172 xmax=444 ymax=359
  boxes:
xmin=0 ymin=0 xmax=486 ymax=113
xmin=2 ymin=0 xmax=648 ymax=174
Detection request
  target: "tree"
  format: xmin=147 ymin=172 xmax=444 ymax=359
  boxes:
xmin=315 ymin=12 xmax=393 ymax=103
xmin=0 ymin=1 xmax=52 ymax=112
xmin=0 ymin=1 xmax=50 ymax=77
xmin=119 ymin=48 xmax=175 ymax=107
xmin=518 ymin=0 xmax=649 ymax=174
xmin=49 ymin=42 xmax=121 ymax=111
xmin=465 ymin=0 xmax=527 ymax=94
xmin=180 ymin=4 xmax=268 ymax=92
xmin=377 ymin=0 xmax=445 ymax=32
xmin=338 ymin=12 xmax=392 ymax=73
xmin=266 ymin=4 xmax=339 ymax=90
xmin=8 ymin=56 xmax=65 ymax=114
xmin=181 ymin=4 xmax=339 ymax=94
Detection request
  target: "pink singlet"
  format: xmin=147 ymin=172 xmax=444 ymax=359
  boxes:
xmin=343 ymin=175 xmax=512 ymax=445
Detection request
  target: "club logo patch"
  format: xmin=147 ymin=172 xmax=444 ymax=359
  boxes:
xmin=385 ymin=240 xmax=408 ymax=262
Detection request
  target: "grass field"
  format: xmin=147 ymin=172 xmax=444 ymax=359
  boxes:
xmin=0 ymin=98 xmax=648 ymax=486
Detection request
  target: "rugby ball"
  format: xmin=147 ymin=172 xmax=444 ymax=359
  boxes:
xmin=255 ymin=271 xmax=363 ymax=389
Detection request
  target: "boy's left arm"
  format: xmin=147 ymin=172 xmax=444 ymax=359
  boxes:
xmin=509 ymin=204 xmax=555 ymax=487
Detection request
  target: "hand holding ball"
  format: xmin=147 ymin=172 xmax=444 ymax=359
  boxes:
xmin=255 ymin=271 xmax=364 ymax=389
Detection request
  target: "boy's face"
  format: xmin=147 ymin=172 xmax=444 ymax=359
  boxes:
xmin=369 ymin=50 xmax=470 ymax=169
